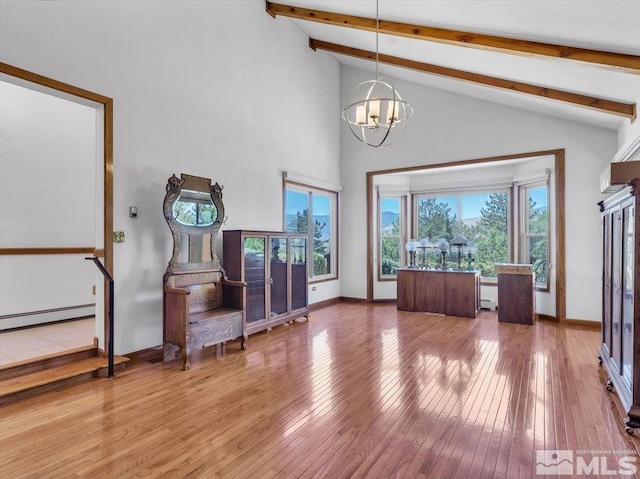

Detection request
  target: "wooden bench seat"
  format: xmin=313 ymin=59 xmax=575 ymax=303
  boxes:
xmin=164 ymin=271 xmax=246 ymax=370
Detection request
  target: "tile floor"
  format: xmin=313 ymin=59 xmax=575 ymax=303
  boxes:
xmin=0 ymin=318 xmax=95 ymax=365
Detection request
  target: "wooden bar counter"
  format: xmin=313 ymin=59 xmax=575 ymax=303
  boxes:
xmin=494 ymin=263 xmax=536 ymax=325
xmin=397 ymin=268 xmax=480 ymax=318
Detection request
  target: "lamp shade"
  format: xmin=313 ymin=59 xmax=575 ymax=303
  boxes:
xmin=405 ymin=239 xmax=418 ymax=252
xmin=437 ymin=239 xmax=449 ymax=252
xmin=450 ymin=234 xmax=469 ymax=248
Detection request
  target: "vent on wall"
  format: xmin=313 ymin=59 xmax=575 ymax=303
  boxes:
xmin=480 ymin=298 xmax=496 ymax=311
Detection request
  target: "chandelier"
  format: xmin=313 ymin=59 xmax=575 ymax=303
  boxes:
xmin=341 ymin=0 xmax=413 ymax=147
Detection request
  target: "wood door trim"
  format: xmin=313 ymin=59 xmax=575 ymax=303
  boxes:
xmin=0 ymin=62 xmax=114 ymax=355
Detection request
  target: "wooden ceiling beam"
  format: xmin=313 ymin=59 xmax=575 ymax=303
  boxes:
xmin=267 ymin=2 xmax=640 ymax=74
xmin=309 ymin=39 xmax=636 ymax=119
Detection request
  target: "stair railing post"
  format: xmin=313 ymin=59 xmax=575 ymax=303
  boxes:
xmin=85 ymin=257 xmax=114 ymax=378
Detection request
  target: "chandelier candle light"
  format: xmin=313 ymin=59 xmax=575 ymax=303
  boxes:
xmin=342 ymin=0 xmax=413 ymax=147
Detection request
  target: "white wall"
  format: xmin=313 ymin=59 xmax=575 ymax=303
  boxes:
xmin=340 ymin=65 xmax=618 ymax=322
xmin=0 ymin=1 xmax=341 ymax=353
xmin=0 ymin=81 xmax=98 ymax=327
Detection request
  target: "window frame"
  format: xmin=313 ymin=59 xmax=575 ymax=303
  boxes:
xmin=378 ymin=194 xmax=407 ymax=280
xmin=413 ymin=187 xmax=513 ymax=281
xmin=519 ymin=179 xmax=550 ymax=291
xmin=283 ymin=179 xmax=339 ymax=283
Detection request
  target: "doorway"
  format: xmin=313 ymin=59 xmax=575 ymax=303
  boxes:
xmin=0 ymin=63 xmax=113 ymax=362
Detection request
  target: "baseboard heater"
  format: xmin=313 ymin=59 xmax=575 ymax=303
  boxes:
xmin=480 ymin=299 xmax=496 ymax=311
xmin=0 ymin=304 xmax=95 ymax=331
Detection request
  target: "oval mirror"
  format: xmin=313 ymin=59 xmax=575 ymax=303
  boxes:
xmin=172 ymin=189 xmax=217 ymax=226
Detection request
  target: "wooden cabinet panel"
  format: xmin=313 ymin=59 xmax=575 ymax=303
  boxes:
xmin=397 ymin=269 xmax=479 ymax=318
xmin=415 ymin=271 xmax=446 ymax=314
xmin=497 ymin=273 xmax=535 ymax=325
xmin=396 ymin=270 xmax=415 ymax=311
xmin=447 ymin=272 xmax=480 ymax=318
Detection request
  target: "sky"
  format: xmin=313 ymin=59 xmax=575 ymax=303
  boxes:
xmin=381 ymin=187 xmax=548 ymax=219
xmin=286 ymin=190 xmax=332 ymax=216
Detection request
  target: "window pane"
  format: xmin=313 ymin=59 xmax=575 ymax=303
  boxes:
xmin=417 ymin=196 xmax=457 ymax=241
xmin=381 ymin=197 xmax=401 ymax=235
xmin=312 ymin=194 xmax=331 ymax=275
xmin=528 ymin=186 xmax=547 ymax=234
xmin=284 ymin=181 xmax=338 ymax=282
xmin=523 ymin=184 xmax=548 ymax=288
xmin=380 ymin=197 xmax=401 ymax=276
xmin=462 ymin=192 xmax=508 ymax=277
xmin=381 ymin=237 xmax=400 ymax=275
xmin=528 ymin=236 xmax=547 ymax=285
xmin=285 ymin=189 xmax=309 ymax=233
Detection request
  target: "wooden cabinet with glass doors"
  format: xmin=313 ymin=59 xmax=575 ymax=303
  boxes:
xmin=223 ymin=230 xmax=309 ymax=335
xmin=599 ymin=179 xmax=640 ymax=433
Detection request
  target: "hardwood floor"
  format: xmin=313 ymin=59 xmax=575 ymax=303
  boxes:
xmin=0 ymin=303 xmax=637 ymax=478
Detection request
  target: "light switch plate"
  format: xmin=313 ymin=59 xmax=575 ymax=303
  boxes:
xmin=113 ymin=231 xmax=125 ymax=243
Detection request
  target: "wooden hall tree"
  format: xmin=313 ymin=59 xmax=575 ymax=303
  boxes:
xmin=599 ymin=177 xmax=640 ymax=433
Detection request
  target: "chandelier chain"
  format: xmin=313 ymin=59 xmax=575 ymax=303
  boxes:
xmin=341 ymin=0 xmax=413 ymax=147
xmin=375 ymin=0 xmax=379 ymax=80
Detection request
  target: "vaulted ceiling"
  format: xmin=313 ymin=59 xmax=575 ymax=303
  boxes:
xmin=266 ymin=1 xmax=640 ymax=130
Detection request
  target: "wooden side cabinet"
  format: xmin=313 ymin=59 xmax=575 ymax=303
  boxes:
xmin=397 ymin=269 xmax=480 ymax=318
xmin=598 ymin=179 xmax=640 ymax=432
xmin=495 ymin=263 xmax=536 ymax=325
xmin=223 ymin=230 xmax=309 ymax=335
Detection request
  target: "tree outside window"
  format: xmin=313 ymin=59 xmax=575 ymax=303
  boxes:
xmin=416 ymin=191 xmax=509 ymax=275
xmin=461 ymin=192 xmax=508 ymax=276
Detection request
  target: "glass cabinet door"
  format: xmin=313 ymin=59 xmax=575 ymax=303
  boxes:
xmin=611 ymin=208 xmax=622 ymax=373
xmin=270 ymin=237 xmax=288 ymax=317
xmin=621 ymin=204 xmax=635 ymax=387
xmin=243 ymin=237 xmax=266 ymax=324
xmin=603 ymin=213 xmax=612 ymax=351
xmin=290 ymin=237 xmax=308 ymax=311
